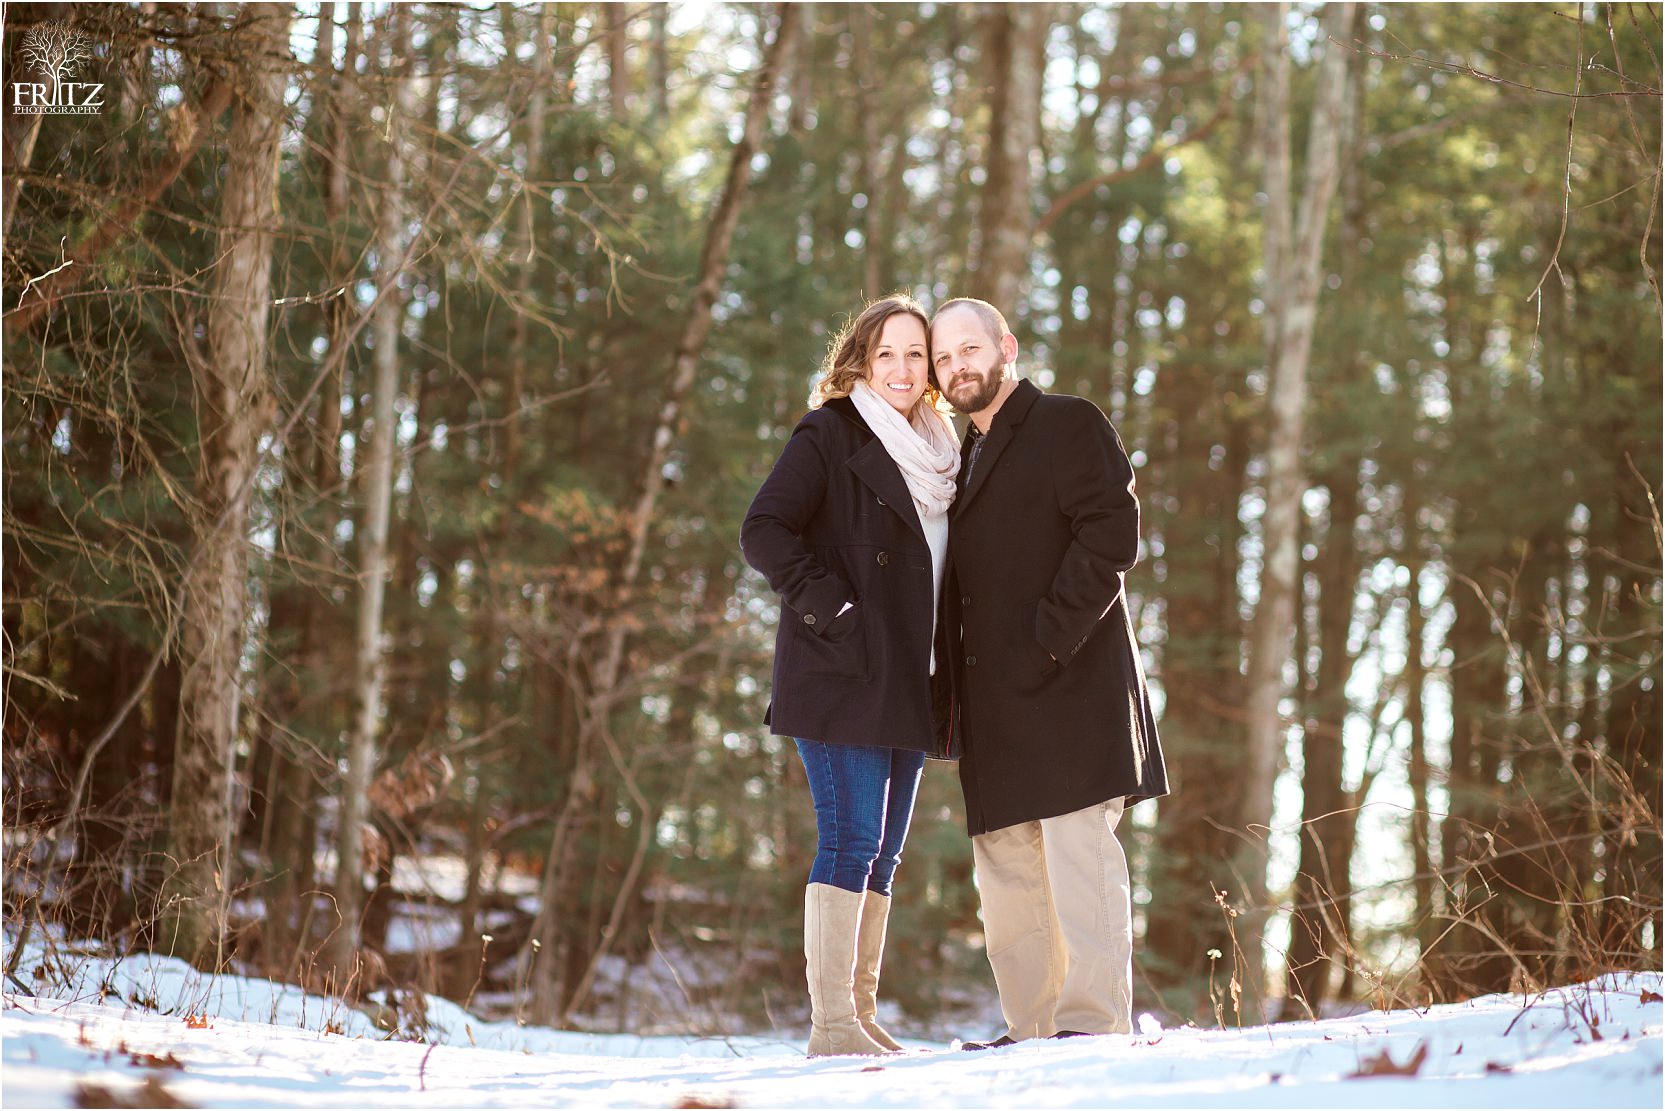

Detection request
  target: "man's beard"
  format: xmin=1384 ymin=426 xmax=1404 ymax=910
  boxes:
xmin=943 ymin=355 xmax=1006 ymax=414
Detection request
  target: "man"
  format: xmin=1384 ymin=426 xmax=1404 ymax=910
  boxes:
xmin=932 ymin=297 xmax=1168 ymax=1047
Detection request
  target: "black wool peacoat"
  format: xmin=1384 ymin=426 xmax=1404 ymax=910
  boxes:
xmin=943 ymin=379 xmax=1168 ymax=835
xmin=740 ymin=396 xmax=955 ymax=756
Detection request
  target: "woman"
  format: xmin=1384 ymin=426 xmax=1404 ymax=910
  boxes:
xmin=740 ymin=294 xmax=960 ymax=1057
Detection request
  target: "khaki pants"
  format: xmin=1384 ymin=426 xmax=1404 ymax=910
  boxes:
xmin=971 ymin=797 xmax=1132 ymax=1039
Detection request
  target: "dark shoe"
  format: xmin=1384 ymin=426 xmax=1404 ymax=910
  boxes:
xmin=960 ymin=1034 xmax=1018 ymax=1051
xmin=1050 ymin=1030 xmax=1095 ymax=1039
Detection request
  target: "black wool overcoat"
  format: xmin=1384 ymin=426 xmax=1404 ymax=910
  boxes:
xmin=740 ymin=396 xmax=955 ymax=756
xmin=943 ymin=380 xmax=1168 ymax=835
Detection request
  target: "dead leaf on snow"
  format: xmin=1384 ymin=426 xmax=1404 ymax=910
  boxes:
xmin=1640 ymin=990 xmax=1662 ymax=1004
xmin=74 ymin=1076 xmax=193 ymax=1108
xmin=1347 ymin=1042 xmax=1429 ymax=1079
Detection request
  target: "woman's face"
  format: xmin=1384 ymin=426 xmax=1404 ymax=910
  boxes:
xmin=866 ymin=313 xmax=930 ymax=416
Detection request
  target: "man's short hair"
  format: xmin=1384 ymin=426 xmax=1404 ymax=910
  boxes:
xmin=932 ymin=297 xmax=1009 ymax=348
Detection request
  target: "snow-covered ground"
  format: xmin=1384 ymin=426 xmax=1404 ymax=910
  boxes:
xmin=2 ymin=934 xmax=1659 ymax=1108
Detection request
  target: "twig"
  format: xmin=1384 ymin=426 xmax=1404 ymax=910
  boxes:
xmin=1348 ymin=41 xmax=1658 ymax=98
xmin=15 ymin=238 xmax=73 ymax=309
xmin=419 ymin=1042 xmax=437 ymax=1090
xmin=1528 ymin=1 xmax=1586 ymax=315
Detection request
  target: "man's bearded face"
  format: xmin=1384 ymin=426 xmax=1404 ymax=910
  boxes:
xmin=934 ymin=314 xmax=1009 ymax=415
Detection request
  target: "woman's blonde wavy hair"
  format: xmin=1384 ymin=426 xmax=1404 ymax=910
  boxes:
xmin=809 ymin=293 xmax=943 ymax=411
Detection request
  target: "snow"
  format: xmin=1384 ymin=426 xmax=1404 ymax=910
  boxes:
xmin=308 ymin=850 xmax=542 ymax=905
xmin=2 ymin=933 xmax=1660 ymax=1108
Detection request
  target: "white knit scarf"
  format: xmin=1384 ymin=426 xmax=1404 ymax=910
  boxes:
xmin=848 ymin=380 xmax=961 ymax=521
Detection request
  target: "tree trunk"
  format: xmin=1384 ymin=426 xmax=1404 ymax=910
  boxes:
xmin=1595 ymin=432 xmax=1663 ymax=966
xmin=873 ymin=97 xmax=912 ymax=295
xmin=1235 ymin=1 xmax=1355 ymax=974
xmin=114 ymin=4 xmax=156 ymax=152
xmin=1143 ymin=349 xmax=1252 ymax=1014
xmin=331 ymin=6 xmax=416 ymax=990
xmin=1404 ymin=503 xmax=1436 ymax=985
xmin=1427 ymin=216 xmax=1517 ymax=998
xmin=608 ymin=0 xmax=799 ymax=689
xmin=0 ymin=111 xmax=41 ymax=235
xmin=649 ymin=2 xmax=669 ymax=119
xmin=503 ymin=1 xmax=549 ymax=486
xmin=1 ymin=4 xmax=51 ymax=238
xmin=460 ymin=0 xmax=551 ymax=948
xmin=1282 ymin=12 xmax=1368 ymax=1013
xmin=971 ymin=2 xmax=1053 ymax=310
xmin=787 ymin=1 xmax=813 ymax=134
xmin=523 ymin=2 xmax=800 ymax=1026
xmin=1282 ymin=463 xmax=1360 ymax=1017
xmin=607 ymin=2 xmax=630 ymax=117
xmin=164 ymin=3 xmax=290 ymax=968
xmin=852 ymin=3 xmax=883 ymax=296
xmin=252 ymin=0 xmax=358 ymax=977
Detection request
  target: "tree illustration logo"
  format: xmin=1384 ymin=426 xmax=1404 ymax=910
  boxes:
xmin=12 ymin=22 xmax=105 ymax=116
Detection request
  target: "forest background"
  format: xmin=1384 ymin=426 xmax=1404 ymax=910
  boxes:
xmin=2 ymin=0 xmax=1659 ymax=1037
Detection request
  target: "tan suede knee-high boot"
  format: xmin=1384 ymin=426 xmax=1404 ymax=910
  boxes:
xmin=804 ymin=883 xmax=886 ymax=1056
xmin=853 ymin=890 xmax=906 ymax=1051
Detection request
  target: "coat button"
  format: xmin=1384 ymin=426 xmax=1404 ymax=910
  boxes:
xmin=961 ymin=594 xmax=971 ymax=607
xmin=965 ymin=655 xmax=977 ymax=667
xmin=877 ymin=496 xmax=886 ymax=506
xmin=876 ymin=551 xmax=890 ymax=566
xmin=803 ymin=613 xmax=816 ymax=625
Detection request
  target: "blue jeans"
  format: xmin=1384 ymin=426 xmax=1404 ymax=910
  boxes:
xmin=795 ymin=739 xmax=927 ymax=896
